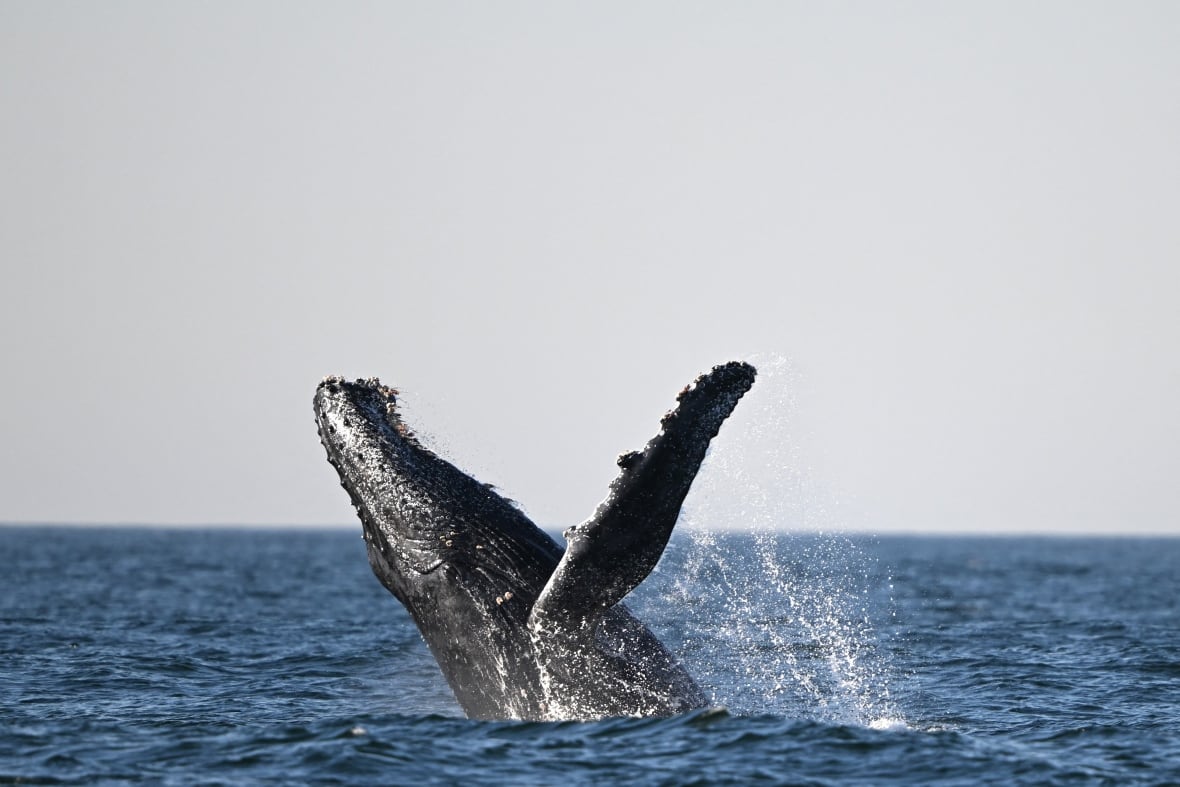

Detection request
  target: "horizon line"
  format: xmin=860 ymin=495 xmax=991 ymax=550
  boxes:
xmin=1 ymin=520 xmax=1177 ymax=538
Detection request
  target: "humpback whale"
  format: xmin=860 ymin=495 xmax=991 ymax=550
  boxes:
xmin=313 ymin=361 xmax=756 ymax=720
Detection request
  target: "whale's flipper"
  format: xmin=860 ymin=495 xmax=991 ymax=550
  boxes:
xmin=530 ymin=361 xmax=756 ymax=632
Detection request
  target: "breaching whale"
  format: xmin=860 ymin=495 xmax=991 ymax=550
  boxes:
xmin=313 ymin=361 xmax=756 ymax=720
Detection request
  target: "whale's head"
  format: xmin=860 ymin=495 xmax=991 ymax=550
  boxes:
xmin=313 ymin=376 xmax=559 ymax=605
xmin=313 ymin=376 xmax=452 ymax=584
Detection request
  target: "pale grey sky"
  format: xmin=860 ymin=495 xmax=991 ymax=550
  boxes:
xmin=2 ymin=2 xmax=1177 ymax=533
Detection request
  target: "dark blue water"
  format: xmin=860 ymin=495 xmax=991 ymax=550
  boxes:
xmin=2 ymin=527 xmax=1177 ymax=785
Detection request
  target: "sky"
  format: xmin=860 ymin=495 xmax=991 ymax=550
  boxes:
xmin=2 ymin=2 xmax=1178 ymax=534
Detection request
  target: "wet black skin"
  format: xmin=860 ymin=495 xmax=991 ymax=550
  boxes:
xmin=313 ymin=362 xmax=756 ymax=720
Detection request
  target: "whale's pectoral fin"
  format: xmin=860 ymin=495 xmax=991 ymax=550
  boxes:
xmin=529 ymin=361 xmax=756 ymax=632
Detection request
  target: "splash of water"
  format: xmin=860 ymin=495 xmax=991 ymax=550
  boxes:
xmin=668 ymin=355 xmax=903 ymax=728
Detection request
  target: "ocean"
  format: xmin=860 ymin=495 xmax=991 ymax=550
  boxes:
xmin=1 ymin=526 xmax=1177 ymax=785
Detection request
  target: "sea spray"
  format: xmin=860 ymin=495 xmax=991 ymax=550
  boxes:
xmin=662 ymin=530 xmax=899 ymax=726
xmin=649 ymin=355 xmax=902 ymax=726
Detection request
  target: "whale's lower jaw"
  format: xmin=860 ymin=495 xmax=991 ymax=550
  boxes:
xmin=313 ymin=362 xmax=755 ymax=720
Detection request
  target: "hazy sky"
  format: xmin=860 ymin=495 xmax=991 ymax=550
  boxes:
xmin=2 ymin=2 xmax=1177 ymax=533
